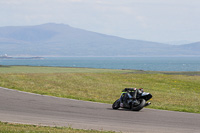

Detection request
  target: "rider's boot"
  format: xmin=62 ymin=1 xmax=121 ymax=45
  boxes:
xmin=133 ymin=99 xmax=139 ymax=105
xmin=120 ymin=102 xmax=123 ymax=107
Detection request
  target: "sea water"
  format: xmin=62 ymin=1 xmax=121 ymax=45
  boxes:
xmin=0 ymin=57 xmax=200 ymax=71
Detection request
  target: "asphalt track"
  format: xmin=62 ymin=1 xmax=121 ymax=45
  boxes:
xmin=0 ymin=87 xmax=200 ymax=133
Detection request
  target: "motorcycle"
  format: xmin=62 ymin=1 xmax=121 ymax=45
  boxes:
xmin=112 ymin=88 xmax=152 ymax=111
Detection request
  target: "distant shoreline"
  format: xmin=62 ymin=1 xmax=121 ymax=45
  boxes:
xmin=0 ymin=57 xmax=200 ymax=72
xmin=21 ymin=55 xmax=200 ymax=57
xmin=0 ymin=57 xmax=44 ymax=60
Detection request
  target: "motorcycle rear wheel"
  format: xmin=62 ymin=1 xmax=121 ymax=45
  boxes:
xmin=131 ymin=99 xmax=146 ymax=111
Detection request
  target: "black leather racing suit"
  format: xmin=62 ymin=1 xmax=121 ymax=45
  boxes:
xmin=119 ymin=88 xmax=141 ymax=104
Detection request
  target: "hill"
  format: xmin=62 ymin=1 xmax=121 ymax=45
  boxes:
xmin=0 ymin=23 xmax=199 ymax=56
xmin=179 ymin=42 xmax=200 ymax=53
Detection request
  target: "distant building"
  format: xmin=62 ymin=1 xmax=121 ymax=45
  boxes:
xmin=0 ymin=54 xmax=12 ymax=59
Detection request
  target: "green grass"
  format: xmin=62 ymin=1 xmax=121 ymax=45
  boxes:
xmin=0 ymin=66 xmax=135 ymax=73
xmin=0 ymin=66 xmax=200 ymax=113
xmin=0 ymin=121 xmax=115 ymax=133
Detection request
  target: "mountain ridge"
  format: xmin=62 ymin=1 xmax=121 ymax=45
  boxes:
xmin=0 ymin=23 xmax=199 ymax=57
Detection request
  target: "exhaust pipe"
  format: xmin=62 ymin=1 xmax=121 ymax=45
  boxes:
xmin=145 ymin=102 xmax=151 ymax=107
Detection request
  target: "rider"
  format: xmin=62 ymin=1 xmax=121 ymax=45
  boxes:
xmin=120 ymin=88 xmax=143 ymax=107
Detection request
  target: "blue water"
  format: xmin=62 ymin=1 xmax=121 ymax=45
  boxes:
xmin=0 ymin=57 xmax=200 ymax=71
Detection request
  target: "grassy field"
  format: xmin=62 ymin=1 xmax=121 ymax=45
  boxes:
xmin=0 ymin=66 xmax=135 ymax=73
xmin=0 ymin=66 xmax=200 ymax=113
xmin=0 ymin=121 xmax=115 ymax=133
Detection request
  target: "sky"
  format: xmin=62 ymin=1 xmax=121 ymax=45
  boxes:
xmin=0 ymin=0 xmax=200 ymax=44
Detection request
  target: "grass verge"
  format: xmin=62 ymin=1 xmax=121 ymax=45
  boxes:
xmin=0 ymin=121 xmax=115 ymax=133
xmin=0 ymin=66 xmax=200 ymax=113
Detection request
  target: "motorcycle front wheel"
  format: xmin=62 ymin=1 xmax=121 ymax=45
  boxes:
xmin=112 ymin=99 xmax=120 ymax=109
